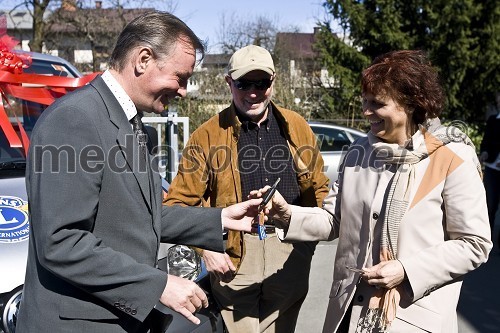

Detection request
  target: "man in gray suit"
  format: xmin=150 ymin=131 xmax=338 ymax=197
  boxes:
xmin=16 ymin=11 xmax=262 ymax=333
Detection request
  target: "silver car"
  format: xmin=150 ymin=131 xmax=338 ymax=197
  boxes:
xmin=308 ymin=122 xmax=367 ymax=184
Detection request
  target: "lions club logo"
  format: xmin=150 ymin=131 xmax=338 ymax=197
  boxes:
xmin=0 ymin=196 xmax=29 ymax=243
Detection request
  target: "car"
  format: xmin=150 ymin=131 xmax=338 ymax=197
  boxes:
xmin=0 ymin=51 xmax=222 ymax=333
xmin=308 ymin=121 xmax=367 ymax=184
xmin=14 ymin=51 xmax=83 ymax=78
xmin=0 ymin=51 xmax=85 ymax=333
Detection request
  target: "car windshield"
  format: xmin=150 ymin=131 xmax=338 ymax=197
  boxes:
xmin=1 ymin=56 xmax=80 ymax=165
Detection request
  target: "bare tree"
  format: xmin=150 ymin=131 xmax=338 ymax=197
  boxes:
xmin=215 ymin=12 xmax=279 ymax=53
xmin=42 ymin=0 xmax=178 ymax=72
xmin=4 ymin=0 xmax=177 ymax=66
xmin=6 ymin=0 xmax=56 ymax=52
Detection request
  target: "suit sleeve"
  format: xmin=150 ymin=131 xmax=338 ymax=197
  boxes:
xmin=160 ymin=205 xmax=224 ymax=252
xmin=307 ymin=125 xmax=330 ymax=205
xmin=27 ymin=103 xmax=165 ymax=322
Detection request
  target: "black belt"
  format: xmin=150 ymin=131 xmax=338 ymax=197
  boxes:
xmin=249 ymin=225 xmax=276 ymax=235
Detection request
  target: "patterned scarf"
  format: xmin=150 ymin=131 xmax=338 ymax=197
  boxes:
xmin=365 ymin=118 xmax=480 ymax=332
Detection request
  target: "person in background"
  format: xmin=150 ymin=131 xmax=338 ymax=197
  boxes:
xmin=254 ymin=50 xmax=492 ymax=332
xmin=17 ymin=11 xmax=263 ymax=333
xmin=479 ymin=103 xmax=500 ymax=246
xmin=166 ymin=44 xmax=329 ymax=332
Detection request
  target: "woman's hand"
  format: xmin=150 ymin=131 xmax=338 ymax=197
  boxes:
xmin=248 ymin=187 xmax=291 ymax=229
xmin=362 ymin=260 xmax=406 ymax=289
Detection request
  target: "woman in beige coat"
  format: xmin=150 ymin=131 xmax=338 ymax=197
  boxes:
xmin=254 ymin=50 xmax=492 ymax=332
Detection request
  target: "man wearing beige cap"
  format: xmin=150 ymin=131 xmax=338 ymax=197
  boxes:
xmin=166 ymin=44 xmax=329 ymax=332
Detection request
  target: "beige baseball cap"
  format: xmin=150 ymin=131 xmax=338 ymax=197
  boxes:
xmin=227 ymin=45 xmax=275 ymax=80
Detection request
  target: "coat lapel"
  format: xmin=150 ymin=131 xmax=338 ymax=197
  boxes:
xmin=90 ymin=77 xmax=152 ymax=211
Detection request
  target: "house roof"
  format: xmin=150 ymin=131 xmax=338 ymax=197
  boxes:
xmin=1 ymin=10 xmax=35 ymax=29
xmin=0 ymin=7 xmax=153 ymax=34
xmin=202 ymin=53 xmax=231 ymax=68
xmin=49 ymin=8 xmax=154 ymax=34
xmin=275 ymin=32 xmax=318 ymax=60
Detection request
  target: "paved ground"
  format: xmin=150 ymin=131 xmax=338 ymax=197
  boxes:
xmin=295 ymin=210 xmax=500 ymax=333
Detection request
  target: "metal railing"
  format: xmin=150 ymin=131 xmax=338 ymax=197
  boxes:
xmin=142 ymin=112 xmax=189 ymax=183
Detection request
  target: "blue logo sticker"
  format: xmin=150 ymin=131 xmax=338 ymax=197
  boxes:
xmin=0 ymin=196 xmax=29 ymax=243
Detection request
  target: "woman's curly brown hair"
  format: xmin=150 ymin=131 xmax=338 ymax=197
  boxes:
xmin=361 ymin=50 xmax=445 ymax=127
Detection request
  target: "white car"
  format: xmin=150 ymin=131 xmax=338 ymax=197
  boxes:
xmin=308 ymin=122 xmax=367 ymax=184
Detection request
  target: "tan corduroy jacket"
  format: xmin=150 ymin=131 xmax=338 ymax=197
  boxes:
xmin=165 ymin=101 xmax=329 ymax=271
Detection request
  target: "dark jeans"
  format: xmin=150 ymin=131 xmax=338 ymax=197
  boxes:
xmin=484 ymin=166 xmax=500 ymax=230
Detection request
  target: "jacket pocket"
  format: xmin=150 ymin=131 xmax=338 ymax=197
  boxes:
xmin=396 ymin=301 xmax=442 ymax=332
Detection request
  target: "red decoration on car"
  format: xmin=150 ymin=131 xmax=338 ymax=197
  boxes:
xmin=0 ymin=34 xmax=31 ymax=74
xmin=0 ymin=32 xmax=99 ymax=154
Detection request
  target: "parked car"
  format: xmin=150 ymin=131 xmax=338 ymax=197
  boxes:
xmin=0 ymin=51 xmax=84 ymax=333
xmin=308 ymin=121 xmax=367 ymax=184
xmin=15 ymin=51 xmax=83 ymax=78
xmin=0 ymin=52 xmax=222 ymax=333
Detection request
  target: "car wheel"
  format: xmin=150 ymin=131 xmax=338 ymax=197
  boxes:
xmin=0 ymin=286 xmax=22 ymax=333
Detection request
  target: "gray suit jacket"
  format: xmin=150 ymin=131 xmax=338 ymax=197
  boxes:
xmin=17 ymin=76 xmax=225 ymax=332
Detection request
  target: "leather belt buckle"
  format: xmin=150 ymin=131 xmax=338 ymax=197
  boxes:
xmin=249 ymin=225 xmax=275 ymax=235
xmin=265 ymin=225 xmax=276 ymax=234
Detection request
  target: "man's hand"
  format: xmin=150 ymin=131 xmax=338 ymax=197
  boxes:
xmin=249 ymin=187 xmax=291 ymax=228
xmin=221 ymin=198 xmax=264 ymax=232
xmin=362 ymin=260 xmax=405 ymax=289
xmin=160 ymin=275 xmax=208 ymax=325
xmin=203 ymin=250 xmax=236 ymax=282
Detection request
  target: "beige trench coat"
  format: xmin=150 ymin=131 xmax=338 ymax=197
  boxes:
xmin=279 ymin=133 xmax=492 ymax=332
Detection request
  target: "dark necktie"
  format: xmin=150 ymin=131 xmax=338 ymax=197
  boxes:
xmin=131 ymin=113 xmax=148 ymax=162
xmin=131 ymin=112 xmax=155 ymax=206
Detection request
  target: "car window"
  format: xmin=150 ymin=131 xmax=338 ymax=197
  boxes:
xmin=349 ymin=132 xmax=363 ymax=140
xmin=22 ymin=60 xmax=78 ymax=78
xmin=0 ymin=124 xmax=26 ymax=162
xmin=311 ymin=126 xmax=352 ymax=152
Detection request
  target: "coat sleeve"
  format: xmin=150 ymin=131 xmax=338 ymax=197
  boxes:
xmin=160 ymin=205 xmax=224 ymax=252
xmin=295 ymin=118 xmax=330 ymax=206
xmin=165 ymin=132 xmax=209 ymax=207
xmin=277 ymin=184 xmax=340 ymax=242
xmin=309 ymin=130 xmax=330 ymax=205
xmin=398 ymin=144 xmax=492 ymax=301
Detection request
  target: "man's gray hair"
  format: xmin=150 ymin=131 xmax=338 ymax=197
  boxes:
xmin=109 ymin=10 xmax=205 ymax=71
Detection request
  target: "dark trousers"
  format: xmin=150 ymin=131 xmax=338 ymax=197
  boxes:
xmin=484 ymin=166 xmax=500 ymax=230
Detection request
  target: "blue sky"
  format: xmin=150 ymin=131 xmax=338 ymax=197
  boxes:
xmin=171 ymin=0 xmax=327 ymax=52
xmin=1 ymin=0 xmax=330 ymax=53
